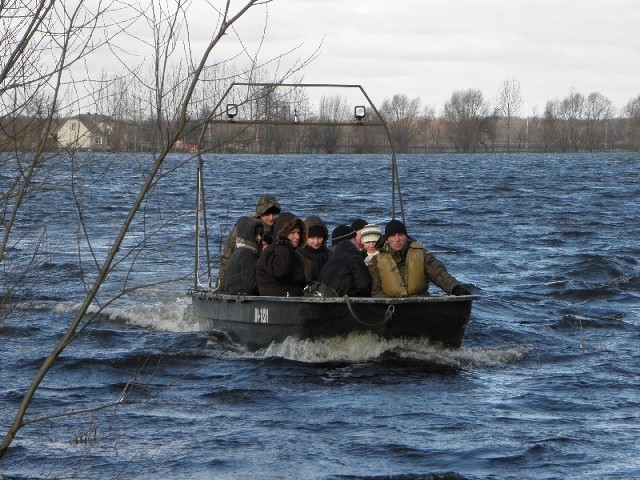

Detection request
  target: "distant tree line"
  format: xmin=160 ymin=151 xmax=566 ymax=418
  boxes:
xmin=206 ymin=83 xmax=640 ymax=153
xmin=3 ymin=80 xmax=640 ymax=154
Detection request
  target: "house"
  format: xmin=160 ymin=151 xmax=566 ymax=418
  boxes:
xmin=57 ymin=113 xmax=113 ymax=151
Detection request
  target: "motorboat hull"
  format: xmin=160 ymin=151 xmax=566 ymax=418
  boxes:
xmin=191 ymin=291 xmax=475 ymax=351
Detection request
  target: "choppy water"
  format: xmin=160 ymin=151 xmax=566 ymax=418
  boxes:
xmin=1 ymin=152 xmax=639 ymax=479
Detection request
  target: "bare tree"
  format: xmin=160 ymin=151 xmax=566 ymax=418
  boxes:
xmin=379 ymin=94 xmax=421 ymax=153
xmin=443 ymin=89 xmax=491 ymax=152
xmin=582 ymin=92 xmax=614 ymax=151
xmin=623 ymin=94 xmax=640 ymax=151
xmin=311 ymin=94 xmax=349 ymax=153
xmin=543 ymin=89 xmax=586 ymax=152
xmin=543 ymin=99 xmax=566 ymax=151
xmin=1 ymin=0 xmax=108 ymax=264
xmin=496 ymin=78 xmax=523 ymax=152
xmin=564 ymin=90 xmax=586 ymax=151
xmin=1 ymin=0 xmax=300 ymax=459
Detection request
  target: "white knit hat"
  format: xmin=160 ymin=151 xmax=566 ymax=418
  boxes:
xmin=360 ymin=224 xmax=381 ymax=243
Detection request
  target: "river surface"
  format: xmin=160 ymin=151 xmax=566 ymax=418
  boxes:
xmin=1 ymin=152 xmax=639 ymax=479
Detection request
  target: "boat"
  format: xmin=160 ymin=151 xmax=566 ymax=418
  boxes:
xmin=189 ymin=82 xmax=477 ymax=351
xmin=191 ymin=291 xmax=473 ymax=351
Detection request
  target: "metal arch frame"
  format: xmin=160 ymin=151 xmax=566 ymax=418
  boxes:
xmin=195 ymin=82 xmax=405 ymax=290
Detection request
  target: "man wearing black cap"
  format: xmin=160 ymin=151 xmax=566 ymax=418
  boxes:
xmin=369 ymin=219 xmax=470 ymax=297
xmin=217 ymin=195 xmax=281 ymax=291
xmin=330 ymin=224 xmax=356 ymax=251
xmin=319 ymin=225 xmax=371 ymax=297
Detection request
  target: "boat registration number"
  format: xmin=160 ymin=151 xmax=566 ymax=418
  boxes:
xmin=254 ymin=307 xmax=269 ymax=324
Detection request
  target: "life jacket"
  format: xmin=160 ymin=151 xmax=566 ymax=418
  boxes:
xmin=376 ymin=241 xmax=428 ymax=297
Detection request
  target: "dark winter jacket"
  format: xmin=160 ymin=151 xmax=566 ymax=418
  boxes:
xmin=297 ymin=215 xmax=331 ymax=284
xmin=256 ymin=212 xmax=307 ymax=296
xmin=217 ymin=195 xmax=280 ymax=291
xmin=225 ymin=216 xmax=263 ymax=295
xmin=319 ymin=239 xmax=371 ymax=297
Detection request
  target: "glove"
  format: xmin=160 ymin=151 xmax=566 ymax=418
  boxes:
xmin=452 ymin=285 xmax=471 ymax=296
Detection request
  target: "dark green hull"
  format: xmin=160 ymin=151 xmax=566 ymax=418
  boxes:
xmin=191 ymin=291 xmax=476 ymax=351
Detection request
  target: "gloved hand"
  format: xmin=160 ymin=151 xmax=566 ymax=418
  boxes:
xmin=452 ymin=285 xmax=471 ymax=296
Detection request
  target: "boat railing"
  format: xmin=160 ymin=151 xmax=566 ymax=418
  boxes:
xmin=189 ymin=289 xmax=479 ymax=304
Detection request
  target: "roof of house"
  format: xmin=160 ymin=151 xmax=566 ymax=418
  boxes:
xmin=65 ymin=113 xmax=112 ymax=135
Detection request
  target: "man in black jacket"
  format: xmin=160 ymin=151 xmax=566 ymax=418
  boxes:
xmin=319 ymin=225 xmax=371 ymax=297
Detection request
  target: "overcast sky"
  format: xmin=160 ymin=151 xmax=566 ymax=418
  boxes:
xmin=217 ymin=0 xmax=640 ymax=115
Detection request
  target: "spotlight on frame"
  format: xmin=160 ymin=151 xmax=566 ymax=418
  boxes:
xmin=226 ymin=103 xmax=238 ymax=121
xmin=354 ymin=105 xmax=366 ymax=122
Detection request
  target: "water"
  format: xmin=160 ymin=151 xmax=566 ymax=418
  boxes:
xmin=1 ymin=152 xmax=639 ymax=479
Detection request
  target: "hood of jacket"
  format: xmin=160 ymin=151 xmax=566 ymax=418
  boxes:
xmin=255 ymin=195 xmax=281 ymax=216
xmin=273 ymin=211 xmax=307 ymax=246
xmin=304 ymin=214 xmax=328 ymax=240
xmin=235 ymin=216 xmax=264 ymax=249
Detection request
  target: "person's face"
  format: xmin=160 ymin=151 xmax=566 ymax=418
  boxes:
xmin=255 ymin=227 xmax=264 ymax=249
xmin=260 ymin=211 xmax=278 ymax=227
xmin=306 ymin=236 xmax=324 ymax=250
xmin=363 ymin=240 xmax=377 ymax=254
xmin=387 ymin=233 xmax=408 ymax=251
xmin=288 ymin=227 xmax=301 ymax=248
xmin=355 ymin=229 xmax=364 ymax=250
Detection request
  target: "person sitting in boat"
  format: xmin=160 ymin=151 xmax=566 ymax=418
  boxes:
xmin=225 ymin=216 xmax=264 ymax=295
xmin=318 ymin=225 xmax=371 ymax=297
xmin=256 ymin=212 xmax=307 ymax=296
xmin=369 ymin=219 xmax=471 ymax=298
xmin=217 ymin=195 xmax=281 ymax=291
xmin=350 ymin=218 xmax=368 ymax=253
xmin=297 ymin=215 xmax=331 ymax=284
xmin=360 ymin=223 xmax=382 ymax=267
xmin=329 ymin=224 xmax=356 ymax=252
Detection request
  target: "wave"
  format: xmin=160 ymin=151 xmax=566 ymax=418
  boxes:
xmin=94 ymin=297 xmax=197 ymax=333
xmin=45 ymin=290 xmax=197 ymax=333
xmin=244 ymin=331 xmax=528 ymax=368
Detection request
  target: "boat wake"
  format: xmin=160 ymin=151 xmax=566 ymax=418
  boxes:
xmin=250 ymin=332 xmax=527 ymax=368
xmin=50 ymin=292 xmax=197 ymax=332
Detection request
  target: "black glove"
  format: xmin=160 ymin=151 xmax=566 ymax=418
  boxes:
xmin=452 ymin=285 xmax=471 ymax=296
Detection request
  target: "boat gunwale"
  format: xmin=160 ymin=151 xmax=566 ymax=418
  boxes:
xmin=190 ymin=290 xmax=479 ymax=305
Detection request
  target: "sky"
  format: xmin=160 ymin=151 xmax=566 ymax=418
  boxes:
xmin=209 ymin=0 xmax=640 ymax=116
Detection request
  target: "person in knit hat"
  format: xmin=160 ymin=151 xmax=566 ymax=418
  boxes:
xmin=360 ymin=224 xmax=382 ymax=266
xmin=330 ymin=224 xmax=356 ymax=250
xmin=369 ymin=219 xmax=470 ymax=298
xmin=217 ymin=195 xmax=281 ymax=291
xmin=297 ymin=215 xmax=331 ymax=284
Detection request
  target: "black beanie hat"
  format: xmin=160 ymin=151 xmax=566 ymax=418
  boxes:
xmin=351 ymin=218 xmax=367 ymax=231
xmin=331 ymin=224 xmax=356 ymax=245
xmin=384 ymin=219 xmax=408 ymax=237
xmin=307 ymin=225 xmax=326 ymax=238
